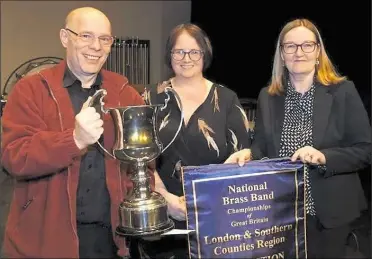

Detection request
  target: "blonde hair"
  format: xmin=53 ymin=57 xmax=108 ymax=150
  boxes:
xmin=268 ymin=18 xmax=346 ymax=95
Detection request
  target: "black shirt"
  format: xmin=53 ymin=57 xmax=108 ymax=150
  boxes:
xmin=148 ymin=80 xmax=251 ymax=207
xmin=63 ymin=67 xmax=111 ymax=226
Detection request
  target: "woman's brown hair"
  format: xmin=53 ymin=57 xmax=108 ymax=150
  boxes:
xmin=165 ymin=23 xmax=213 ymax=71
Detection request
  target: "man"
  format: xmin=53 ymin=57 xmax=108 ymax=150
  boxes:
xmin=1 ymin=7 xmax=149 ymax=258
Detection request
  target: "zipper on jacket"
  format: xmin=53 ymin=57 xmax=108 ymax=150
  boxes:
xmin=39 ymin=75 xmax=64 ymax=131
xmin=22 ymin=198 xmax=34 ymax=210
xmin=38 ymin=73 xmax=79 ymax=250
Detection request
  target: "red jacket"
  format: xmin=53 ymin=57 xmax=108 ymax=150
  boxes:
xmin=1 ymin=61 xmax=152 ymax=258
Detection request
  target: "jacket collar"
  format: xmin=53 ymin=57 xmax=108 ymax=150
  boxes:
xmin=37 ymin=60 xmax=129 ymax=130
xmin=63 ymin=64 xmax=102 ymax=89
xmin=38 ymin=60 xmax=128 ymax=103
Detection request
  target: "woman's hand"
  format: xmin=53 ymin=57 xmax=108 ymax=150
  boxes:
xmin=224 ymin=149 xmax=252 ymax=166
xmin=291 ymin=146 xmax=326 ymax=165
xmin=154 ymin=170 xmax=186 ymax=221
xmin=163 ymin=192 xmax=186 ymax=221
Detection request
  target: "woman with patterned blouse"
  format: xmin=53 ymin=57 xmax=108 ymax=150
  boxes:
xmin=135 ymin=23 xmax=251 ymax=258
xmin=225 ymin=19 xmax=371 ymax=258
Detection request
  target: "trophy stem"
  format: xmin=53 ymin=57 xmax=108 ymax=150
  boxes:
xmin=117 ymin=160 xmax=175 ymax=237
xmin=131 ymin=161 xmax=151 ymax=200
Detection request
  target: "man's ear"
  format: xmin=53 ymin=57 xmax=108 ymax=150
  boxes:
xmin=60 ymin=29 xmax=69 ymax=48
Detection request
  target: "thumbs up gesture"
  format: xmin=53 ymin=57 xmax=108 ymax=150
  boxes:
xmin=73 ymin=97 xmax=104 ymax=150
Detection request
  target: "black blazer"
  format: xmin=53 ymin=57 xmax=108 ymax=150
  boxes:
xmin=251 ymin=80 xmax=371 ymax=228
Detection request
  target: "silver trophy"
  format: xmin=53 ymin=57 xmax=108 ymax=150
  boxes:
xmin=88 ymin=87 xmax=183 ymax=237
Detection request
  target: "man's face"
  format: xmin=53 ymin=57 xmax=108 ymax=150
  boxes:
xmin=61 ymin=13 xmax=113 ymax=77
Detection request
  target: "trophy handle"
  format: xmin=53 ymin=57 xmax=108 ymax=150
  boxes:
xmin=88 ymin=89 xmax=116 ymax=159
xmin=160 ymin=86 xmax=184 ymax=153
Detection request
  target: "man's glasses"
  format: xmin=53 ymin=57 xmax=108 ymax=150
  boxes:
xmin=65 ymin=28 xmax=114 ymax=46
xmin=171 ymin=49 xmax=204 ymax=61
xmin=281 ymin=41 xmax=318 ymax=54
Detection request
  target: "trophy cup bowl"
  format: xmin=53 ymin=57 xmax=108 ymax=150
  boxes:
xmin=88 ymin=87 xmax=183 ymax=237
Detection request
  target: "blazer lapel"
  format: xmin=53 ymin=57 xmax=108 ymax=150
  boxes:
xmin=312 ymin=84 xmax=332 ymax=148
xmin=270 ymin=94 xmax=285 ymax=156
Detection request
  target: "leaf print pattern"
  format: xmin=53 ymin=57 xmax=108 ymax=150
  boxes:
xmin=171 ymin=159 xmax=182 ymax=180
xmin=229 ymin=129 xmax=239 ymax=152
xmin=149 ymin=81 xmax=252 ymax=204
xmin=159 ymin=111 xmax=171 ymax=131
xmin=236 ymin=105 xmax=249 ymax=132
xmin=198 ymin=119 xmax=219 ymax=157
xmin=248 ymin=120 xmax=255 ymax=131
xmin=157 ymin=80 xmax=171 ymax=94
xmin=142 ymin=87 xmax=151 ymax=105
xmin=211 ymin=87 xmax=220 ymax=112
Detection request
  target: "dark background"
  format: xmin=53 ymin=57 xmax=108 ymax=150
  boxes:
xmin=190 ymin=2 xmax=371 ymax=108
xmin=190 ymin=1 xmax=371 ymax=202
xmin=189 ymin=2 xmax=371 ymax=255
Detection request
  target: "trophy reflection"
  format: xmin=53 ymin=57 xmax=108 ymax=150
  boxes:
xmin=88 ymin=87 xmax=183 ymax=237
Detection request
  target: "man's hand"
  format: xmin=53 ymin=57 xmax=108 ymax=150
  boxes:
xmin=73 ymin=97 xmax=104 ymax=150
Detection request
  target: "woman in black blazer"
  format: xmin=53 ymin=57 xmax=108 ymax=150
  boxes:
xmin=225 ymin=18 xmax=371 ymax=258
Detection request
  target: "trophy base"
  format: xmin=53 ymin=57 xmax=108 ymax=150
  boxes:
xmin=117 ymin=192 xmax=175 ymax=237
xmin=116 ymin=218 xmax=174 ymax=237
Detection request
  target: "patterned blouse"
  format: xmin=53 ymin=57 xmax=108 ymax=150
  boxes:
xmin=278 ymin=81 xmax=316 ymax=216
xmin=145 ymin=80 xmax=252 ymax=199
